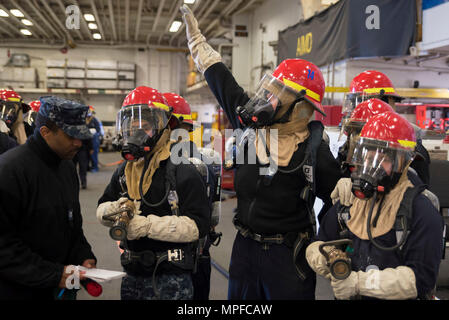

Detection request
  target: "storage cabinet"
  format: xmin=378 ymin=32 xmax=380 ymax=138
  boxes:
xmin=46 ymin=59 xmax=136 ymax=90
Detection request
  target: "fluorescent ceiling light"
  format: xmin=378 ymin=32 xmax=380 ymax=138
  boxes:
xmin=84 ymin=13 xmax=95 ymax=21
xmin=93 ymin=33 xmax=102 ymax=40
xmin=0 ymin=9 xmax=9 ymax=17
xmin=169 ymin=21 xmax=182 ymax=33
xmin=88 ymin=23 xmax=98 ymax=29
xmin=20 ymin=29 xmax=32 ymax=36
xmin=10 ymin=9 xmax=24 ymax=17
xmin=184 ymin=0 xmax=196 ymax=4
xmin=21 ymin=19 xmax=33 ymax=26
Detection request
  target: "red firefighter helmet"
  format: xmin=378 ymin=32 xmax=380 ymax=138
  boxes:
xmin=0 ymin=89 xmax=22 ymax=103
xmin=122 ymin=86 xmax=169 ymax=109
xmin=350 ymin=111 xmax=416 ymax=199
xmin=0 ymin=89 xmax=25 ymax=127
xmin=344 ymin=98 xmax=395 ymax=135
xmin=349 ymin=70 xmax=402 ymax=100
xmin=272 ymin=59 xmax=326 ymax=116
xmin=29 ymin=100 xmax=41 ymax=113
xmin=163 ymin=92 xmax=194 ymax=130
xmin=359 ymin=111 xmax=416 ymax=150
xmin=343 ymin=70 xmax=402 ymax=115
xmin=117 ymin=86 xmax=173 ymax=161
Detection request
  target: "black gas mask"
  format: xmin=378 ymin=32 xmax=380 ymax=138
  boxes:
xmin=349 ymin=138 xmax=409 ymax=200
xmin=351 ymin=168 xmax=402 ymax=200
xmin=1 ymin=102 xmax=20 ymax=128
xmin=121 ymin=129 xmax=164 ymax=161
xmin=116 ymin=104 xmax=170 ymax=162
xmin=237 ymin=74 xmax=306 ymax=128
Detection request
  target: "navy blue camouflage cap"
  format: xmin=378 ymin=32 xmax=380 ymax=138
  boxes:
xmin=38 ymin=96 xmax=93 ymax=140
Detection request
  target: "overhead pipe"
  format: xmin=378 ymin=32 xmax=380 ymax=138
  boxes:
xmin=108 ymin=0 xmax=118 ymax=41
xmin=134 ymin=0 xmax=144 ymax=41
xmin=39 ymin=0 xmax=75 ymax=44
xmin=233 ymin=0 xmax=258 ymax=15
xmin=90 ymin=0 xmax=106 ymax=41
xmin=125 ymin=0 xmax=130 ymax=41
xmin=203 ymin=0 xmax=243 ymax=36
xmin=27 ymin=0 xmax=63 ymax=39
xmin=147 ymin=0 xmax=166 ymax=47
xmin=158 ymin=0 xmax=184 ymax=45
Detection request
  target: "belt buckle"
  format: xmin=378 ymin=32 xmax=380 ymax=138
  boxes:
xmin=275 ymin=235 xmax=284 ymax=245
xmin=253 ymin=233 xmax=263 ymax=242
xmin=168 ymin=249 xmax=184 ymax=262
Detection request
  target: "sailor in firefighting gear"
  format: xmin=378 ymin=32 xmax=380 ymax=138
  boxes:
xmin=341 ymin=70 xmax=430 ymax=185
xmin=332 ymin=99 xmax=395 ymax=207
xmin=307 ymin=111 xmax=444 ymax=300
xmin=23 ymin=100 xmax=41 ymax=137
xmin=0 ymin=89 xmax=28 ymax=150
xmin=181 ymin=5 xmax=341 ymax=300
xmin=163 ymin=92 xmax=210 ymax=300
xmin=0 ymin=115 xmax=17 ymax=154
xmin=164 ymin=92 xmax=223 ymax=300
xmin=96 ymin=86 xmax=210 ymax=300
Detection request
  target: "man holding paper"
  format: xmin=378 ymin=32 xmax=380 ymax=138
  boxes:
xmin=0 ymin=97 xmax=97 ymax=300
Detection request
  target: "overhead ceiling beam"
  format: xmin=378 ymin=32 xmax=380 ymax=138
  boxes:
xmin=108 ymin=0 xmax=117 ymax=41
xmin=55 ymin=0 xmax=84 ymax=41
xmin=0 ymin=4 xmax=36 ymax=39
xmin=125 ymin=0 xmax=129 ymax=41
xmin=9 ymin=0 xmax=50 ymax=39
xmin=197 ymin=0 xmax=221 ymax=25
xmin=146 ymin=0 xmax=166 ymax=47
xmin=0 ymin=23 xmax=12 ymax=37
xmin=90 ymin=0 xmax=105 ymax=41
xmin=39 ymin=0 xmax=75 ymax=43
xmin=233 ymin=0 xmax=258 ymax=15
xmin=208 ymin=0 xmax=257 ymax=39
xmin=26 ymin=0 xmax=63 ymax=40
xmin=152 ymin=0 xmax=166 ymax=32
xmin=134 ymin=0 xmax=144 ymax=42
xmin=158 ymin=0 xmax=184 ymax=45
xmin=0 ymin=17 xmax=23 ymax=38
xmin=117 ymin=0 xmax=121 ymax=42
xmin=203 ymin=0 xmax=243 ymax=36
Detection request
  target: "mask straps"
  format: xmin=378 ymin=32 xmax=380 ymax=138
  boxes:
xmin=274 ymin=89 xmax=307 ymax=124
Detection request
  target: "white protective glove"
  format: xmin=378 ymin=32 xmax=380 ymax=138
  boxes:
xmin=331 ymin=266 xmax=418 ymax=300
xmin=331 ymin=271 xmax=359 ymax=300
xmin=127 ymin=214 xmax=200 ymax=243
xmin=96 ymin=197 xmax=131 ymax=227
xmin=180 ymin=4 xmax=222 ymax=74
xmin=0 ymin=119 xmax=10 ymax=133
xmin=305 ymin=241 xmax=335 ymax=280
xmin=330 ymin=178 xmax=355 ymax=206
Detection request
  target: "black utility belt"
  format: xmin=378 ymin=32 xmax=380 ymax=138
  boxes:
xmin=233 ymin=216 xmax=310 ymax=248
xmin=121 ymin=248 xmax=195 ymax=272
